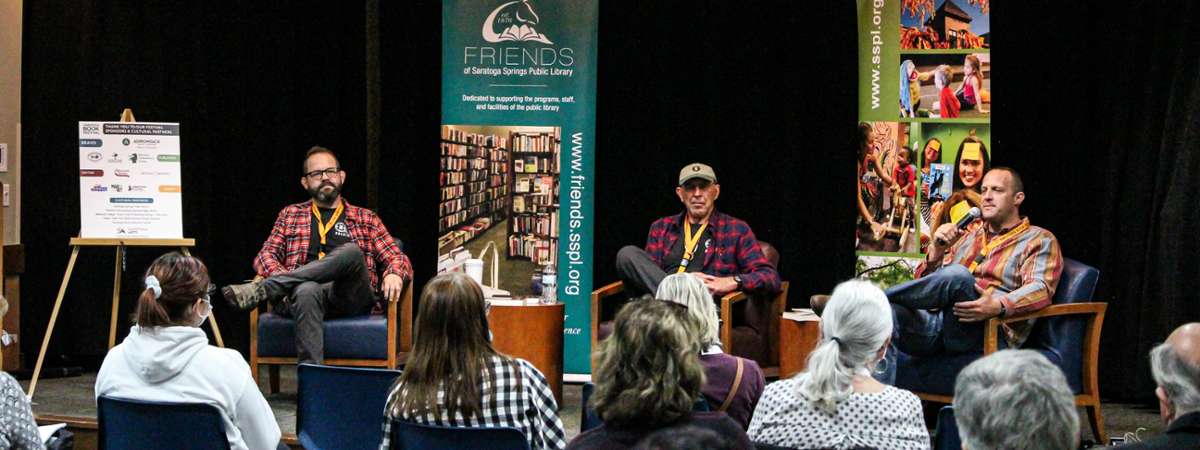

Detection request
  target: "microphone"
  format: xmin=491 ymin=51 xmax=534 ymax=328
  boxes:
xmin=935 ymin=207 xmax=981 ymax=247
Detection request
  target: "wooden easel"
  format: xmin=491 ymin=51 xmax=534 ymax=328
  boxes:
xmin=26 ymin=109 xmax=224 ymax=399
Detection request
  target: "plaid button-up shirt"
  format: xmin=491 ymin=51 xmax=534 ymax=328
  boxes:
xmin=644 ymin=210 xmax=781 ymax=295
xmin=253 ymin=199 xmax=412 ymax=310
xmin=917 ymin=217 xmax=1063 ymax=348
xmin=378 ymin=355 xmax=567 ymax=450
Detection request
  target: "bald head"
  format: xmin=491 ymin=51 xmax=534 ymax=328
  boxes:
xmin=1153 ymin=323 xmax=1200 ymax=421
xmin=1167 ymin=323 xmax=1200 ymax=367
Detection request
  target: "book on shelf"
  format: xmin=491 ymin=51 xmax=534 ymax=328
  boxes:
xmin=512 ymin=211 xmax=559 ymax=237
xmin=441 ymin=127 xmax=508 ymax=148
xmin=507 ymin=233 xmax=558 ymax=265
xmin=511 ymin=132 xmax=560 ymax=154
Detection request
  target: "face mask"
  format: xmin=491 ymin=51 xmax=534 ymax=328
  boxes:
xmin=196 ymin=298 xmax=211 ymax=327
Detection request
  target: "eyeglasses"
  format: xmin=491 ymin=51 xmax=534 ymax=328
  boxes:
xmin=304 ymin=167 xmax=340 ymax=180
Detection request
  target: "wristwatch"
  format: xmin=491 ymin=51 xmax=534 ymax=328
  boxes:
xmin=733 ymin=275 xmax=744 ymax=290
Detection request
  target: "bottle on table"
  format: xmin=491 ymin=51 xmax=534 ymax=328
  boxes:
xmin=541 ymin=264 xmax=557 ymax=304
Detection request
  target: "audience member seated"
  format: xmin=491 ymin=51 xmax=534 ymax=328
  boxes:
xmin=1114 ymin=323 xmax=1200 ymax=449
xmin=954 ymin=349 xmax=1078 ymax=450
xmin=379 ymin=273 xmax=565 ymax=450
xmin=633 ymin=425 xmax=739 ymax=450
xmin=96 ymin=252 xmax=281 ymax=450
xmin=748 ymin=280 xmax=929 ymax=450
xmin=656 ymin=273 xmax=765 ymax=429
xmin=569 ymin=299 xmax=752 ymax=450
xmin=1 ymin=295 xmax=44 ymax=450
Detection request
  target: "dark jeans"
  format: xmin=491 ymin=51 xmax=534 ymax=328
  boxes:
xmin=876 ymin=264 xmax=983 ymax=384
xmin=615 ymin=245 xmax=668 ymax=295
xmin=614 ymin=244 xmax=772 ymax=342
xmin=262 ymin=244 xmax=376 ymax=363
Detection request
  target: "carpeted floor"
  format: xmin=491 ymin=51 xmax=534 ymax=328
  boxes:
xmin=22 ymin=367 xmax=1164 ymax=445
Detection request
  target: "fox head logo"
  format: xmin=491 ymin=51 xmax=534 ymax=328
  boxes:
xmin=483 ymin=1 xmax=553 ymax=44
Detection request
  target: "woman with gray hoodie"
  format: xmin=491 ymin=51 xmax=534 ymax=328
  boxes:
xmin=96 ymin=252 xmax=281 ymax=450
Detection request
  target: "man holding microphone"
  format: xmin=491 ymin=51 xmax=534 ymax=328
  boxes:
xmin=881 ymin=167 xmax=1063 ymax=357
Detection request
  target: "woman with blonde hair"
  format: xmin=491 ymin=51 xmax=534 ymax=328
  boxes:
xmin=379 ymin=272 xmax=565 ymax=450
xmin=568 ymin=299 xmax=752 ymax=449
xmin=747 ymin=279 xmax=929 ymax=449
xmin=656 ymin=273 xmax=764 ymax=429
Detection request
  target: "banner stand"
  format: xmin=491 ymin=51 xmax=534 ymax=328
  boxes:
xmin=26 ymin=110 xmax=219 ymax=399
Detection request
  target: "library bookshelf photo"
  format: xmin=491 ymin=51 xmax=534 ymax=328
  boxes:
xmin=436 ymin=124 xmax=561 ymax=297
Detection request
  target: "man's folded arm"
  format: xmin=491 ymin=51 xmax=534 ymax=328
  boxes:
xmin=253 ymin=209 xmax=290 ymax=278
xmin=736 ymin=230 xmax=781 ymax=295
xmin=371 ymin=214 xmax=413 ymax=281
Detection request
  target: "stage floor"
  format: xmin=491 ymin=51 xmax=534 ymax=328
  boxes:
xmin=22 ymin=366 xmax=585 ymax=440
xmin=20 ymin=367 xmax=1163 ymax=446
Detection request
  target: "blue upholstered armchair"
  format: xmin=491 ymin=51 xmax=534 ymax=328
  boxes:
xmin=249 ymin=283 xmax=412 ymax=393
xmin=894 ymin=257 xmax=1106 ymax=443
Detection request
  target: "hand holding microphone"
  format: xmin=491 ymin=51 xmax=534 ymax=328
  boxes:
xmin=934 ymin=206 xmax=981 ymax=248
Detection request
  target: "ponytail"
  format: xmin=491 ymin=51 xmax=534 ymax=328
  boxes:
xmin=131 ymin=252 xmax=211 ymax=328
xmin=798 ymin=339 xmax=855 ymax=414
xmin=135 ymin=288 xmax=172 ymax=327
xmin=795 ymin=279 xmax=893 ymax=415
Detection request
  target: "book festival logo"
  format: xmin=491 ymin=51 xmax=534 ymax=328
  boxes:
xmin=483 ymin=0 xmax=553 ymax=44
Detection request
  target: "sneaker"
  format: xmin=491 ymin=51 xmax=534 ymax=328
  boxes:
xmin=223 ymin=280 xmax=267 ymax=311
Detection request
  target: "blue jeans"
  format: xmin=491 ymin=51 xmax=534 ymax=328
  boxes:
xmin=876 ymin=265 xmax=983 ymax=384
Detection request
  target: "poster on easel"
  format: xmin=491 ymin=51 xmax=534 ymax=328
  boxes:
xmin=78 ymin=121 xmax=183 ymax=238
xmin=440 ymin=0 xmax=598 ymax=375
xmin=856 ymin=0 xmax=991 ymax=287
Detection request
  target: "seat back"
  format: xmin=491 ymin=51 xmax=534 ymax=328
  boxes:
xmin=759 ymin=241 xmax=780 ymax=268
xmin=580 ymin=382 xmax=710 ymax=433
xmin=388 ymin=420 xmax=530 ymax=450
xmin=1026 ymin=257 xmax=1100 ymax=393
xmin=98 ymin=396 xmax=230 ymax=450
xmin=581 ymin=381 xmax=602 ymax=432
xmin=932 ymin=405 xmax=961 ymax=450
xmin=297 ymin=363 xmax=403 ymax=450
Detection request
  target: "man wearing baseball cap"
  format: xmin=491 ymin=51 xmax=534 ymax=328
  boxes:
xmin=615 ymin=162 xmax=780 ymax=299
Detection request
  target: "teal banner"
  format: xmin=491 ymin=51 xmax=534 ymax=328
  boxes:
xmin=439 ymin=0 xmax=598 ymax=375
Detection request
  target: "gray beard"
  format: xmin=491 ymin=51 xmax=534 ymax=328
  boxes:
xmin=309 ymin=184 xmax=340 ymax=204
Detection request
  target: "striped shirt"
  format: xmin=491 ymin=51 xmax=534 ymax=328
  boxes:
xmin=378 ymin=355 xmax=566 ymax=450
xmin=917 ymin=217 xmax=1063 ymax=347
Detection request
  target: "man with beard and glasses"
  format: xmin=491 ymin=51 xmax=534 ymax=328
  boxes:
xmin=222 ymin=146 xmax=412 ymax=364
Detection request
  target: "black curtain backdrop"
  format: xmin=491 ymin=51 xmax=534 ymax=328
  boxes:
xmin=19 ymin=1 xmax=1199 ymax=402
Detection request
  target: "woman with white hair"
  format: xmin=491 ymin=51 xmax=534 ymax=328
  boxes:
xmin=747 ymin=279 xmax=929 ymax=449
xmin=656 ymin=273 xmax=764 ymax=430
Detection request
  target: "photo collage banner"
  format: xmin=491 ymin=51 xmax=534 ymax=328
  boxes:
xmin=856 ymin=0 xmax=992 ymax=286
xmin=440 ymin=0 xmax=598 ymax=375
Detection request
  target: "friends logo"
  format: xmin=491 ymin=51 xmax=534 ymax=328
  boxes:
xmin=483 ymin=1 xmax=552 ymax=44
xmin=465 ymin=0 xmax=574 ymax=70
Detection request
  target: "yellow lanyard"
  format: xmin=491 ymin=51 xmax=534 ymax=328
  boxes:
xmin=677 ymin=221 xmax=709 ymax=273
xmin=311 ymin=201 xmax=345 ymax=259
xmin=968 ymin=220 xmax=1029 ymax=273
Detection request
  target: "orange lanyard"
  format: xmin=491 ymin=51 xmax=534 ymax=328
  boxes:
xmin=677 ymin=221 xmax=708 ymax=273
xmin=968 ymin=220 xmax=1029 ymax=273
xmin=311 ymin=201 xmax=345 ymax=259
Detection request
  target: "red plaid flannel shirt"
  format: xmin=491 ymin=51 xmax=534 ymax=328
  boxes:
xmin=253 ymin=199 xmax=413 ymax=309
xmin=644 ymin=210 xmax=781 ymax=295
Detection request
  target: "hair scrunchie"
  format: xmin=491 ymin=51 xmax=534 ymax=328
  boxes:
xmin=145 ymin=275 xmax=163 ymax=299
xmin=830 ymin=336 xmax=842 ymax=346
